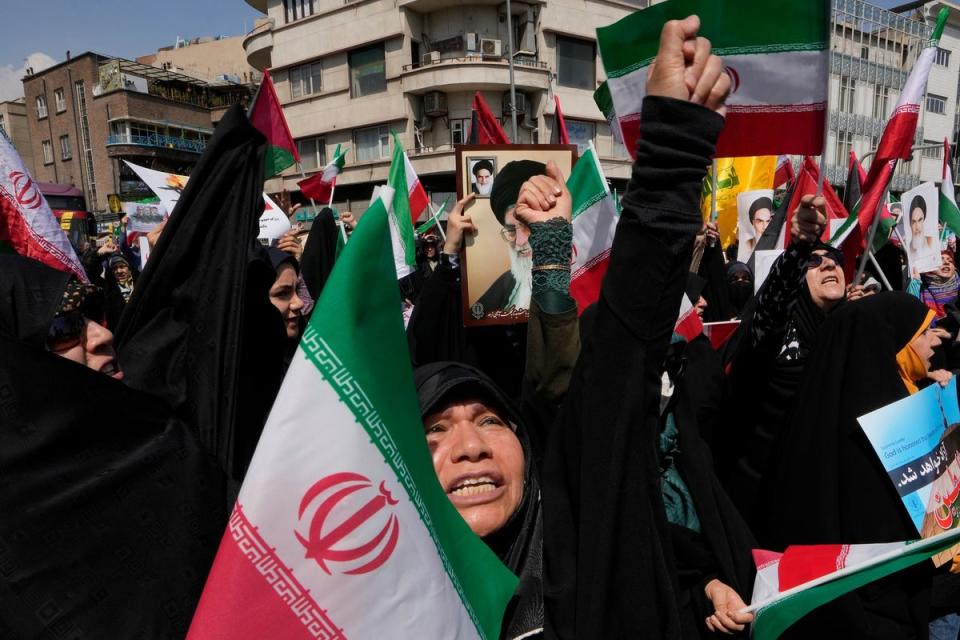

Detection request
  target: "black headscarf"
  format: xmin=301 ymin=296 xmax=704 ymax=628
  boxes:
xmin=725 ymin=261 xmax=753 ymax=315
xmin=490 ymin=160 xmax=546 ymax=226
xmin=764 ymin=292 xmax=935 ymax=636
xmin=298 ymin=207 xmax=339 ymax=302
xmin=414 ymin=362 xmax=542 ymax=639
xmin=0 ymin=255 xmax=225 ymax=638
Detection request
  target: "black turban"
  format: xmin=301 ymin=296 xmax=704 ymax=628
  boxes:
xmin=748 ymin=196 xmax=773 ymax=222
xmin=490 ymin=160 xmax=546 ymax=226
xmin=471 ymin=159 xmax=494 ymax=176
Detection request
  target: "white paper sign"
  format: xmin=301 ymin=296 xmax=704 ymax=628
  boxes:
xmin=901 ymin=181 xmax=941 ymax=276
xmin=737 ymin=189 xmax=775 ymax=263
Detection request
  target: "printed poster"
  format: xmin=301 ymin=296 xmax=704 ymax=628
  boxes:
xmin=858 ymin=378 xmax=960 ymax=567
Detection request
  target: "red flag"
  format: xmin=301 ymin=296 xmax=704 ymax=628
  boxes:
xmin=774 ymin=156 xmax=795 ymax=188
xmin=783 ymin=156 xmax=848 ymax=246
xmin=470 ymin=92 xmax=510 ymax=145
xmin=554 ymin=95 xmax=570 ymax=145
xmin=249 ymin=69 xmax=300 ymax=176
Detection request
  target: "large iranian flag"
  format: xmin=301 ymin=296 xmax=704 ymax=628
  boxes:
xmin=186 ymin=187 xmax=518 ymax=640
xmin=940 ymin=139 xmax=960 ymax=237
xmin=568 ymin=142 xmax=618 ymax=313
xmin=597 ymin=0 xmax=829 ymax=160
xmin=748 ymin=529 xmax=960 ymax=639
xmin=0 ymin=130 xmax=86 ymax=281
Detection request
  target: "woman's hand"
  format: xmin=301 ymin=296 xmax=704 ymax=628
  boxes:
xmin=704 ymin=578 xmax=753 ymax=635
xmin=928 ymin=368 xmax=953 ymax=387
xmin=443 ymin=194 xmax=477 ymax=255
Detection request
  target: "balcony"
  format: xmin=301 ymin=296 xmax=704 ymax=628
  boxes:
xmin=244 ymin=0 xmax=267 ymax=12
xmin=107 ymin=133 xmax=207 ymax=154
xmin=243 ymin=19 xmax=274 ymax=71
xmin=401 ymin=56 xmax=550 ymax=94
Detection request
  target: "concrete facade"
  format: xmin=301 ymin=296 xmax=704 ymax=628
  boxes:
xmin=137 ymin=35 xmax=262 ymax=84
xmin=22 ymin=53 xmax=252 ymax=214
xmin=243 ymin=0 xmax=646 ymax=211
xmin=0 ymin=99 xmax=36 ymax=175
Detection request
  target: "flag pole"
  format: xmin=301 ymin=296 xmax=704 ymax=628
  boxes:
xmin=867 ymin=252 xmax=894 ymax=291
xmin=710 ymin=159 xmax=719 ymax=222
xmin=855 ymin=183 xmax=891 ymax=284
xmin=327 ymin=180 xmax=349 ymax=245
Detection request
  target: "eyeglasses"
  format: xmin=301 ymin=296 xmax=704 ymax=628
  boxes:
xmin=805 ymin=251 xmax=844 ymax=271
xmin=45 ymin=309 xmax=86 ymax=352
xmin=500 ymin=225 xmax=517 ymax=242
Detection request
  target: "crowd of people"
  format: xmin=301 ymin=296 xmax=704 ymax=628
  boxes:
xmin=3 ymin=13 xmax=960 ymax=640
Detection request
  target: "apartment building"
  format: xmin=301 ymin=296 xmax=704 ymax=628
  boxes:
xmin=242 ymin=0 xmax=646 ymax=212
xmin=0 ymin=99 xmax=36 ymax=174
xmin=22 ymin=52 xmax=252 ymax=214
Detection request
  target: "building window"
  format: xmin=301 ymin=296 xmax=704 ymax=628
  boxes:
xmin=835 ymin=131 xmax=854 ymax=168
xmin=41 ymin=140 xmax=53 ymax=164
xmin=290 ymin=61 xmax=322 ymax=99
xmin=284 ymin=0 xmax=315 ymax=24
xmin=557 ymin=36 xmax=596 ymax=90
xmin=59 ymin=135 xmax=71 ymax=160
xmin=935 ymin=47 xmax=951 ymax=67
xmin=927 ymin=93 xmax=947 ymax=115
xmin=921 ymin=139 xmax=942 ymax=159
xmin=350 ymin=44 xmax=386 ymax=98
xmin=449 ymin=118 xmax=470 ymax=145
xmin=354 ymin=124 xmax=390 ymax=162
xmin=872 ymin=85 xmax=889 ymax=120
xmin=565 ymin=119 xmax=595 ymax=153
xmin=297 ymin=136 xmax=325 ymax=171
xmin=36 ymin=95 xmax=47 ymax=119
xmin=839 ymin=76 xmax=855 ymax=113
xmin=54 ymin=88 xmax=66 ymax=113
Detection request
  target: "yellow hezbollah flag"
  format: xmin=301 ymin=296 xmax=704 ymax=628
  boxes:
xmin=702 ymin=156 xmax=776 ymax=248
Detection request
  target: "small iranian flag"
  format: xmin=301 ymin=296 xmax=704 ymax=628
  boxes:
xmin=674 ymin=294 xmax=703 ymax=342
xmin=0 ymin=130 xmax=86 ymax=281
xmin=298 ymin=144 xmax=348 ymax=204
xmin=747 ymin=529 xmax=960 ymax=640
xmin=594 ymin=82 xmax=623 ymax=145
xmin=850 ymin=8 xmax=949 ymax=251
xmin=249 ymin=69 xmax=300 ymax=177
xmin=186 ymin=188 xmax=518 ymax=640
xmin=940 ymin=139 xmax=960 ymax=237
xmin=387 ymin=134 xmax=427 ymax=276
xmin=567 ymin=142 xmax=618 ymax=313
xmin=597 ymin=0 xmax=829 ymax=160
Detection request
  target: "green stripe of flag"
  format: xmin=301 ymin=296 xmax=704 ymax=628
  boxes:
xmin=264 ymin=146 xmax=296 ymax=179
xmin=388 ymin=133 xmax=417 ymax=266
xmin=569 ymin=147 xmax=608 ymax=220
xmin=300 ymin=194 xmax=518 ymax=639
xmin=597 ymin=0 xmax=829 ymax=77
xmin=754 ymin=535 xmax=960 ymax=640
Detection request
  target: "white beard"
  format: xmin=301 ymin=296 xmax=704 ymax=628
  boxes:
xmin=507 ymin=247 xmax=532 ymax=310
xmin=476 ymin=181 xmax=492 ymax=196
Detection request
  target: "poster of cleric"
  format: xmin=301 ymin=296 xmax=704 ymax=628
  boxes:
xmin=858 ymin=377 xmax=960 ymax=567
xmin=456 ymin=144 xmax=577 ymax=326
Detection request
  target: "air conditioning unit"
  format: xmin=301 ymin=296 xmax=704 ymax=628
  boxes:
xmin=465 ymin=32 xmax=480 ymax=54
xmin=424 ymin=91 xmax=448 ymax=117
xmin=503 ymin=92 xmax=529 ymax=118
xmin=481 ymin=38 xmax=502 ymax=58
xmin=421 ymin=51 xmax=440 ymax=65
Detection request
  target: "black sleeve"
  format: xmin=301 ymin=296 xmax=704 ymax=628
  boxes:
xmin=699 ymin=242 xmax=735 ymax=322
xmin=406 ymin=254 xmax=469 ymax=367
xmin=542 ymin=96 xmax=724 ymax=639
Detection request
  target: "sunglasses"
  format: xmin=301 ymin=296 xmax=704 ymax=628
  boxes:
xmin=805 ymin=250 xmax=844 ymax=271
xmin=45 ymin=309 xmax=86 ymax=352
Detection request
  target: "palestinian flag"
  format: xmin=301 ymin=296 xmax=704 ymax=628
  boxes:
xmin=597 ymin=0 xmax=829 ymax=160
xmin=568 ymin=142 xmax=618 ymax=313
xmin=748 ymin=529 xmax=960 ymax=640
xmin=674 ymin=294 xmax=703 ymax=342
xmin=941 ymin=139 xmax=960 ymax=237
xmin=850 ymin=8 xmax=949 ymax=252
xmin=249 ymin=69 xmax=300 ymax=177
xmin=781 ymin=156 xmax=848 ymax=247
xmin=298 ymin=144 xmax=348 ymax=204
xmin=470 ymin=92 xmax=511 ymax=145
xmin=186 ymin=188 xmax=518 ymax=640
xmin=0 ymin=129 xmax=86 ymax=281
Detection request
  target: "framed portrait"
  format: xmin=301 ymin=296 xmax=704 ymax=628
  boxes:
xmin=735 ymin=189 xmax=774 ymax=263
xmin=456 ymin=144 xmax=578 ymax=326
xmin=900 ymin=181 xmax=941 ymax=276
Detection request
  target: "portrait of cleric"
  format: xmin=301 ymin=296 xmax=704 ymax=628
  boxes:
xmin=472 ymin=160 xmax=543 ymax=316
xmin=469 ymin=158 xmax=496 ymax=197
